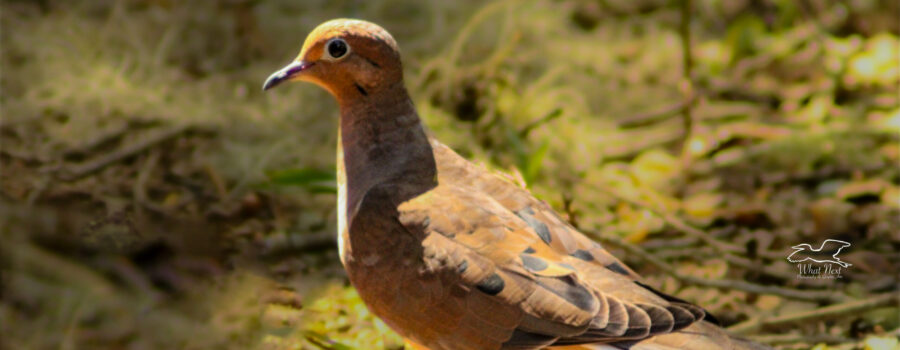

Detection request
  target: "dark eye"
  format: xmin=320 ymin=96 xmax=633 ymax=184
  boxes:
xmin=325 ymin=38 xmax=349 ymax=59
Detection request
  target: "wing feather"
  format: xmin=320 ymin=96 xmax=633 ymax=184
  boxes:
xmin=390 ymin=141 xmax=711 ymax=348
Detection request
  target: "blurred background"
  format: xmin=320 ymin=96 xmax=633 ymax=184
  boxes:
xmin=1 ymin=0 xmax=898 ymax=349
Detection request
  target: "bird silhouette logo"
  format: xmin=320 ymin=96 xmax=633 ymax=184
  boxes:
xmin=787 ymin=239 xmax=852 ymax=268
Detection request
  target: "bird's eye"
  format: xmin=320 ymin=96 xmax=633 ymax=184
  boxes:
xmin=324 ymin=38 xmax=349 ymax=60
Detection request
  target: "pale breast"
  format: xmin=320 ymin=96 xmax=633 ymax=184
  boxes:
xmin=337 ymin=132 xmax=349 ymax=266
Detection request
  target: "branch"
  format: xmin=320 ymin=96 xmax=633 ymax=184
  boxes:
xmin=728 ymin=292 xmax=899 ymax=334
xmin=650 ymin=244 xmax=833 ymax=287
xmin=57 ymin=125 xmax=201 ymax=181
xmin=618 ymin=95 xmax=697 ymax=129
xmin=679 ymin=0 xmax=695 ymax=157
xmin=519 ymin=108 xmax=563 ymax=138
xmin=747 ymin=333 xmax=856 ymax=345
xmin=595 ymin=184 xmax=742 ymax=253
xmin=596 ymin=185 xmax=836 ymax=286
xmin=596 ymin=234 xmax=851 ymax=303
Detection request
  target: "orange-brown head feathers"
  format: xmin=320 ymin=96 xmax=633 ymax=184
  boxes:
xmin=263 ymin=19 xmax=403 ymax=103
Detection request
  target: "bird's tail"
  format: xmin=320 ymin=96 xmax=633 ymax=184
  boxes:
xmin=553 ymin=322 xmax=773 ymax=350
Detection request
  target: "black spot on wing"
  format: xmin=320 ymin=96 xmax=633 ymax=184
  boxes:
xmin=520 ymin=254 xmax=548 ymax=272
xmin=515 ymin=207 xmax=551 ymax=245
xmin=535 ymin=275 xmax=596 ymax=312
xmin=457 ymin=260 xmax=468 ymax=274
xmin=571 ymin=249 xmax=594 ymax=262
xmin=523 ymin=246 xmax=536 ymax=254
xmin=605 ymin=262 xmax=630 ymax=276
xmin=476 ymin=273 xmax=505 ymax=296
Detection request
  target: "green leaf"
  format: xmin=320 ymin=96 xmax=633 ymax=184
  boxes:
xmin=726 ymin=15 xmax=767 ymax=60
xmin=524 ymin=139 xmax=549 ymax=184
xmin=303 ymin=331 xmax=356 ymax=350
xmin=266 ymin=168 xmax=337 ymax=194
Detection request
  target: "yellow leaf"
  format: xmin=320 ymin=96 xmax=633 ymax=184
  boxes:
xmin=864 ymin=335 xmax=900 ymax=350
xmin=811 ymin=343 xmax=831 ymax=350
xmin=868 ymin=107 xmax=900 ymax=133
xmin=261 ymin=304 xmax=303 ymax=328
xmin=683 ymin=192 xmax=723 ymax=225
xmin=631 ymin=148 xmax=681 ymax=191
xmin=883 ymin=186 xmax=900 ymax=209
xmin=678 ymin=260 xmax=728 ymax=280
xmin=754 ymin=295 xmax=782 ymax=311
xmin=836 ymin=179 xmax=889 ymax=201
xmin=162 ymin=192 xmax=181 ymax=207
xmin=791 ymin=94 xmax=832 ymax=124
xmin=846 ymin=33 xmax=900 ymax=86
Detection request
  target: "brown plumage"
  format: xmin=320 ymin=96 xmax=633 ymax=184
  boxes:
xmin=263 ymin=18 xmax=771 ymax=350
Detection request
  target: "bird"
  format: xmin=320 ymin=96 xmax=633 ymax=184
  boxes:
xmin=263 ymin=19 xmax=771 ymax=350
xmin=787 ymin=239 xmax=852 ymax=268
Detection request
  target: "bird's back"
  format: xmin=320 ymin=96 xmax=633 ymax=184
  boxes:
xmin=366 ymin=139 xmax=769 ymax=349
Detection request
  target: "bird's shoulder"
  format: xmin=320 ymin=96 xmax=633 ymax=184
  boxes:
xmin=394 ymin=140 xmax=709 ymax=344
xmin=415 ymin=139 xmax=643 ymax=284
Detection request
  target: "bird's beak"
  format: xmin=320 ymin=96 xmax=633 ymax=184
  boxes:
xmin=263 ymin=61 xmax=313 ymax=91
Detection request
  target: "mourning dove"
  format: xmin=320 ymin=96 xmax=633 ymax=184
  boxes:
xmin=263 ymin=19 xmax=771 ymax=350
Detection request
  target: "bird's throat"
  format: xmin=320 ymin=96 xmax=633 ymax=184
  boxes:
xmin=336 ymin=85 xmax=436 ymax=233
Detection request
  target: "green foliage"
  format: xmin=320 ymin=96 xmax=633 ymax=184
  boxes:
xmin=2 ymin=0 xmax=898 ymax=349
xmin=266 ymin=168 xmax=338 ymax=194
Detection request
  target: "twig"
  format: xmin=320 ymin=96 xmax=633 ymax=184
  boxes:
xmin=747 ymin=333 xmax=856 ymax=345
xmin=597 ymin=185 xmax=835 ymax=286
xmin=728 ymin=293 xmax=899 ymax=334
xmin=519 ymin=108 xmax=562 ymax=138
xmin=204 ymin=163 xmax=228 ymax=200
xmin=57 ymin=125 xmax=193 ymax=181
xmin=649 ymin=244 xmax=832 ymax=287
xmin=132 ymin=150 xmax=168 ymax=214
xmin=618 ymin=96 xmax=697 ymax=129
xmin=10 ymin=240 xmax=121 ymax=299
xmin=61 ymin=121 xmax=131 ymax=158
xmin=561 ymin=192 xmax=580 ymax=231
xmin=601 ymin=122 xmax=685 ymax=161
xmin=262 ymin=232 xmax=336 ymax=256
xmin=596 ymin=234 xmax=851 ymax=303
xmin=596 ymin=184 xmax=742 ymax=253
xmin=679 ymin=0 xmax=695 ymax=157
xmin=641 ymin=236 xmax=698 ymax=250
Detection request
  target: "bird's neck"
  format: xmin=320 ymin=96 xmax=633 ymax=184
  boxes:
xmin=336 ymin=84 xmax=436 ymax=223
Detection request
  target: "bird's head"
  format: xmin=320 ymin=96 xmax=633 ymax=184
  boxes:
xmin=263 ymin=19 xmax=403 ymax=102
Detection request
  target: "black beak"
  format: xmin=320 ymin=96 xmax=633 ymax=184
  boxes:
xmin=263 ymin=61 xmax=313 ymax=91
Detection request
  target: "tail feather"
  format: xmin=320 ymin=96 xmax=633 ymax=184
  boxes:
xmin=616 ymin=322 xmax=772 ymax=350
xmin=549 ymin=322 xmax=773 ymax=350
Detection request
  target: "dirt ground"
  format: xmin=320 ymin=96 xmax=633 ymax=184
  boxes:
xmin=1 ymin=1 xmax=898 ymax=349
